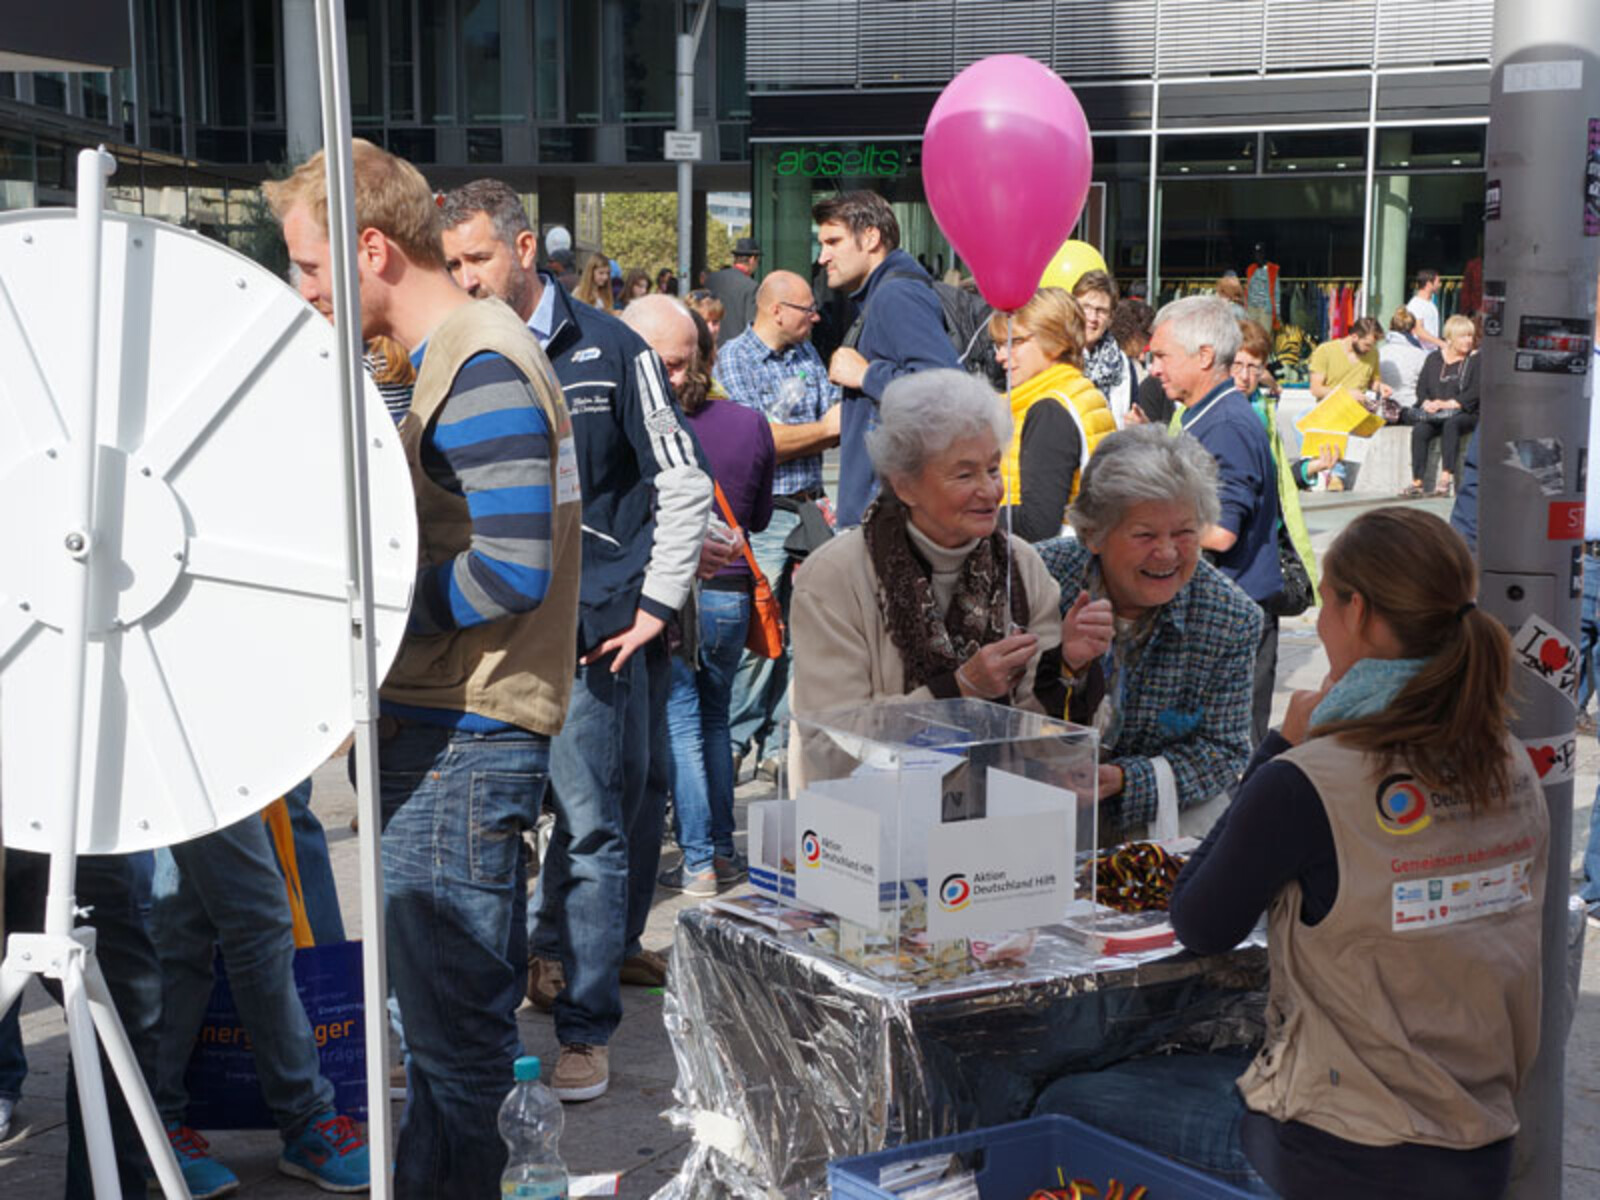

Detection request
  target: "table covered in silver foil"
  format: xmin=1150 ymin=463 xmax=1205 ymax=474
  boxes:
xmin=655 ymin=906 xmax=1268 ymax=1199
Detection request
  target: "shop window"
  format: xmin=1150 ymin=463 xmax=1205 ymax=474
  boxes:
xmin=1265 ymin=130 xmax=1366 ymax=174
xmin=1377 ymin=125 xmax=1484 ymax=170
xmin=1093 ymin=135 xmax=1152 ymax=180
xmin=1159 ymin=133 xmax=1257 ymax=177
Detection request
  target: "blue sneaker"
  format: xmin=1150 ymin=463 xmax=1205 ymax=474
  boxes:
xmin=162 ymin=1122 xmax=240 ymax=1199
xmin=278 ymin=1110 xmax=370 ymax=1192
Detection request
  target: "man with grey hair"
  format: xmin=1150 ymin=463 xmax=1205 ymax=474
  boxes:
xmin=1148 ymin=294 xmax=1281 ymax=742
xmin=440 ymin=179 xmax=712 ymax=1103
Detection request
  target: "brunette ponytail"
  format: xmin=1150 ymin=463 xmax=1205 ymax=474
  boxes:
xmin=1314 ymin=507 xmax=1514 ymax=809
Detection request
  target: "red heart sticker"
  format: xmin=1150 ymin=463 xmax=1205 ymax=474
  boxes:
xmin=1440 ymin=905 xmax=1449 ymax=917
xmin=1539 ymin=638 xmax=1571 ymax=672
xmin=1528 ymin=745 xmax=1558 ymax=777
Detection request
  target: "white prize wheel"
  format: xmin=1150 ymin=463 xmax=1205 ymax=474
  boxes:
xmin=0 ymin=209 xmax=416 ymax=855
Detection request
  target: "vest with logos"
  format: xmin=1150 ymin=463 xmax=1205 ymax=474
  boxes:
xmin=999 ymin=362 xmax=1115 ymax=514
xmin=379 ymin=298 xmax=583 ymax=736
xmin=1237 ymin=733 xmax=1546 ymax=1151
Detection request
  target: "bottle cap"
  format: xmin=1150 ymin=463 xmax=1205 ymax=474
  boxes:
xmin=513 ymin=1055 xmax=541 ymax=1082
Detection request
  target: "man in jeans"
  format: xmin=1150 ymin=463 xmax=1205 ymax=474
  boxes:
xmin=438 ymin=181 xmax=711 ymax=1104
xmin=714 ymin=269 xmax=841 ymax=777
xmin=269 ymin=143 xmax=582 ymax=1194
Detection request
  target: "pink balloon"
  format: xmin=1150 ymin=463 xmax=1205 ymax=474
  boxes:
xmin=922 ymin=56 xmax=1093 ymax=312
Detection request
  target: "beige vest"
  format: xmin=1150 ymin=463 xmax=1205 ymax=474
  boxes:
xmin=1238 ymin=735 xmax=1546 ymax=1150
xmin=379 ymin=299 xmax=582 ymax=736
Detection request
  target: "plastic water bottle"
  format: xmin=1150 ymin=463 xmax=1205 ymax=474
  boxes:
xmin=500 ymin=1056 xmax=567 ymax=1199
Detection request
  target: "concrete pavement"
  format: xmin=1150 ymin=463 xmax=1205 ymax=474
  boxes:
xmin=4 ymin=493 xmax=1599 ymax=1197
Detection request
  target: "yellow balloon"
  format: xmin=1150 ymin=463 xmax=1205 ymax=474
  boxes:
xmin=1039 ymin=239 xmax=1108 ymax=292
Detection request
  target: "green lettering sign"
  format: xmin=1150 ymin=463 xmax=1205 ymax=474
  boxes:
xmin=773 ymin=143 xmax=908 ymax=179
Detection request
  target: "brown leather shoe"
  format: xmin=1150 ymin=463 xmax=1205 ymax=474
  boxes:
xmin=619 ymin=947 xmax=668 ymax=988
xmin=551 ymin=1043 xmax=609 ymax=1102
xmin=526 ymin=955 xmax=564 ymax=1012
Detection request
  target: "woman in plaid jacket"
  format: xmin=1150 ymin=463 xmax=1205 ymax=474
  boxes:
xmin=1037 ymin=427 xmax=1261 ymax=841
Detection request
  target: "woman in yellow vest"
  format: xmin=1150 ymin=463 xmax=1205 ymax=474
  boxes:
xmin=990 ymin=287 xmax=1116 ymax=542
xmin=1037 ymin=508 xmax=1545 ymax=1200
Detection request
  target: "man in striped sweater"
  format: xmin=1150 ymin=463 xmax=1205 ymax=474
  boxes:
xmin=441 ymin=181 xmax=712 ymax=1103
xmin=271 ymin=144 xmax=583 ymax=1195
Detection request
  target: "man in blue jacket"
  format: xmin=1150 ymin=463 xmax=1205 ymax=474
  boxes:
xmin=1149 ymin=295 xmax=1283 ymax=744
xmin=815 ymin=191 xmax=959 ymax=525
xmin=440 ymin=181 xmax=711 ymax=1103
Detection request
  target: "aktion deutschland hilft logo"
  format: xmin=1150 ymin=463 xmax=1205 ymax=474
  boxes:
xmin=938 ymin=873 xmax=972 ymax=911
xmin=800 ymin=829 xmax=823 ymax=867
xmin=1375 ymin=773 xmax=1432 ymax=836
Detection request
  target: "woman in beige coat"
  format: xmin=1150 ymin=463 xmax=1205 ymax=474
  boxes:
xmin=790 ymin=370 xmax=1076 ymax=717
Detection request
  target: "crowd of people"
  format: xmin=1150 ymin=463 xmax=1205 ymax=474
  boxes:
xmin=0 ymin=148 xmax=1546 ymax=1200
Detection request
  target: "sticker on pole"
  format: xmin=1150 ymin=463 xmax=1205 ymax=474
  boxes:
xmin=1502 ymin=438 xmax=1565 ymax=495
xmin=1483 ymin=282 xmax=1506 ymax=338
xmin=1574 ymin=545 xmax=1585 ymax=599
xmin=1515 ymin=316 xmax=1591 ymax=374
xmin=1512 ymin=615 xmax=1580 ymax=698
xmin=1548 ymin=500 xmax=1585 ymax=540
xmin=1522 ymin=733 xmax=1578 ymax=786
xmin=1486 ymin=179 xmax=1502 ymax=221
xmin=1588 ymin=119 xmax=1600 ymax=236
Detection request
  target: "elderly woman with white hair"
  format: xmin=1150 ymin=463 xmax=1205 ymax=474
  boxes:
xmin=1038 ymin=426 xmax=1262 ymax=841
xmin=791 ymin=369 xmax=1065 ymax=713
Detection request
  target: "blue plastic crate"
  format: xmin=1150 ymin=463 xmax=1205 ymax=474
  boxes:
xmin=829 ymin=1114 xmax=1256 ymax=1200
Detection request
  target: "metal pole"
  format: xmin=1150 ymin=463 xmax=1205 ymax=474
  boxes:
xmin=676 ymin=2 xmax=713 ymax=287
xmin=310 ymin=2 xmax=393 ymax=1195
xmin=1479 ymin=4 xmax=1600 ymax=1196
xmin=1145 ymin=77 xmax=1160 ymax=302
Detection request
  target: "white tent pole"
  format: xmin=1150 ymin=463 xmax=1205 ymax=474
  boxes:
xmin=310 ymin=2 xmax=393 ymax=1193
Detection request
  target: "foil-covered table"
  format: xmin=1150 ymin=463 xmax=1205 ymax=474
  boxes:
xmin=656 ymin=905 xmax=1268 ymax=1199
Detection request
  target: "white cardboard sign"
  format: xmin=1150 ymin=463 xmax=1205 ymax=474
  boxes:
xmin=794 ymin=785 xmax=884 ymax=926
xmin=926 ymin=768 xmax=1076 ymax=939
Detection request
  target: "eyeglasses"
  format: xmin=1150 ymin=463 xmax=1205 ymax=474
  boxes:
xmin=1231 ymin=361 xmax=1263 ymax=376
xmin=779 ymin=301 xmax=819 ymax=316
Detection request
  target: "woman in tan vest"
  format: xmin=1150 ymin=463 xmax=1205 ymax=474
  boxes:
xmin=1037 ymin=507 xmax=1546 ymax=1200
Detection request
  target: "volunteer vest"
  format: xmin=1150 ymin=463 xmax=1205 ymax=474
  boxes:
xmin=1000 ymin=362 xmax=1114 ymax=513
xmin=379 ymin=298 xmax=583 ymax=736
xmin=1238 ymin=734 xmax=1547 ymax=1150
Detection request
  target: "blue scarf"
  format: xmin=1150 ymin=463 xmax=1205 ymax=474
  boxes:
xmin=1310 ymin=657 xmax=1427 ymax=726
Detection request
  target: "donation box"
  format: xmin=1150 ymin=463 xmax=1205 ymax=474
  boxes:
xmin=760 ymin=699 xmax=1099 ymax=979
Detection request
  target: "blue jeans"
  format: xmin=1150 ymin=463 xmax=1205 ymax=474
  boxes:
xmin=7 ymin=849 xmax=165 ymax=1199
xmin=1581 ymin=554 xmax=1600 ymax=905
xmin=278 ymin=778 xmax=346 ymax=945
xmin=1033 ymin=1052 xmax=1278 ymax=1197
xmin=727 ymin=508 xmax=800 ymax=761
xmin=532 ymin=647 xmax=649 ymax=1044
xmin=150 ymin=815 xmax=336 ymax=1139
xmin=629 ymin=636 xmax=672 ymax=956
xmin=668 ymin=588 xmax=751 ymax=872
xmin=380 ymin=721 xmax=549 ymax=1199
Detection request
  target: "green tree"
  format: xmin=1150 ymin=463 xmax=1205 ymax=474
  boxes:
xmin=600 ymin=191 xmax=740 ymax=282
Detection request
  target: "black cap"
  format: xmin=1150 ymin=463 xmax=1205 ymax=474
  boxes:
xmin=733 ymin=237 xmax=762 ymax=257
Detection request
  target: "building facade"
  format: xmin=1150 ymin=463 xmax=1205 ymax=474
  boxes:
xmin=748 ymin=0 xmax=1494 ymax=327
xmin=0 ymin=0 xmax=751 ymax=255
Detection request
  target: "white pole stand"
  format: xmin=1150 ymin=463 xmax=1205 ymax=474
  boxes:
xmin=0 ymin=929 xmax=187 ymax=1198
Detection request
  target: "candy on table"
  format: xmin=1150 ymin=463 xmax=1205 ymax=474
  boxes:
xmin=1079 ymin=841 xmax=1186 ymax=914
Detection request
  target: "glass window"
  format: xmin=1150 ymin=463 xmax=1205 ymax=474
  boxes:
xmin=387 ymin=127 xmax=437 ymax=162
xmin=0 ymin=75 xmax=15 ymax=101
xmin=388 ymin=0 xmax=416 ymax=122
xmin=207 ymin=1 xmax=248 ymax=126
xmin=1092 ymin=135 xmax=1152 ymax=180
xmin=619 ymin=0 xmax=676 ymax=122
xmin=80 ymin=73 xmax=111 ymax=123
xmin=348 ymin=0 xmax=383 ymax=122
xmin=534 ymin=0 xmax=561 ymax=121
xmin=34 ymin=73 xmax=68 ymax=111
xmin=251 ymin=0 xmax=279 ymax=122
xmin=461 ymin=0 xmax=504 ymax=123
xmin=717 ymin=0 xmax=748 ymax=120
xmin=467 ymin=128 xmax=504 ymax=163
xmin=1159 ymin=133 xmax=1257 ymax=177
xmin=0 ymin=132 xmax=34 ymax=182
xmin=1265 ymin=130 xmax=1366 ymax=174
xmin=1158 ymin=177 xmax=1365 ymax=280
xmin=419 ymin=2 xmax=454 ymax=123
xmin=567 ymin=1 xmax=600 ymax=123
xmin=1377 ymin=125 xmax=1485 ymax=171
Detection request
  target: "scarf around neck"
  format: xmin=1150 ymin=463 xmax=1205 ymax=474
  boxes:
xmin=1084 ymin=334 xmax=1125 ymax=394
xmin=861 ymin=493 xmax=1028 ymax=694
xmin=1310 ymin=656 xmax=1427 ymax=727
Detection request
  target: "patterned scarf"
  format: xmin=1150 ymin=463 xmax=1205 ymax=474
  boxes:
xmin=861 ymin=493 xmax=1028 ymax=694
xmin=1083 ymin=334 xmax=1126 ymax=395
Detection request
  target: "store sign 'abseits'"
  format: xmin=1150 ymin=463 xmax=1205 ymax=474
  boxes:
xmin=774 ymin=143 xmax=908 ymax=179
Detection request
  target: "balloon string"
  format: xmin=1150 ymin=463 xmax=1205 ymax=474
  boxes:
xmin=1005 ymin=312 xmax=1015 ymax=643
